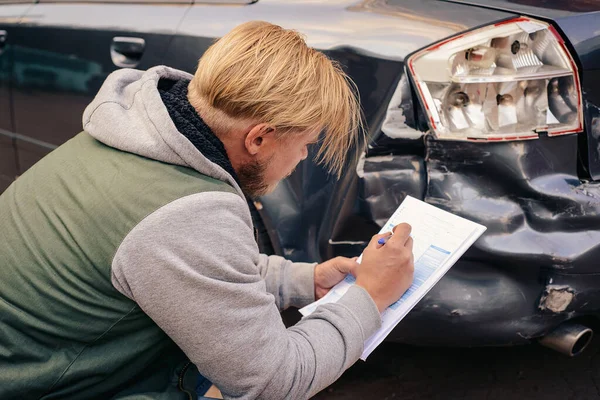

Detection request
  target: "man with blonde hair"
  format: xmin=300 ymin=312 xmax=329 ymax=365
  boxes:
xmin=0 ymin=21 xmax=414 ymax=399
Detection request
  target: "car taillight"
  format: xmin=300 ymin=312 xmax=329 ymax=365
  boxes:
xmin=407 ymin=17 xmax=583 ymax=141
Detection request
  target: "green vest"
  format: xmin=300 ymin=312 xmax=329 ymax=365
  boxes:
xmin=0 ymin=132 xmax=237 ymax=399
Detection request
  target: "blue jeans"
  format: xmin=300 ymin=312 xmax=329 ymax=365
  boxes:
xmin=196 ymin=372 xmax=212 ymax=397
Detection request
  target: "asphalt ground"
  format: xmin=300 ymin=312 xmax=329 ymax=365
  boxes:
xmin=314 ymin=337 xmax=600 ymax=400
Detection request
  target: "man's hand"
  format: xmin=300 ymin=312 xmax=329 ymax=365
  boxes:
xmin=355 ymin=223 xmax=415 ymax=313
xmin=314 ymin=256 xmax=359 ymax=300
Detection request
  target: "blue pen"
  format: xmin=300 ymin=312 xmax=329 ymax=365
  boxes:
xmin=378 ymin=232 xmax=411 ymax=245
xmin=377 ymin=234 xmax=393 ymax=245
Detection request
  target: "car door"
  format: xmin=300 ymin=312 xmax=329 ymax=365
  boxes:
xmin=0 ymin=0 xmax=31 ymax=192
xmin=9 ymin=0 xmax=190 ymax=174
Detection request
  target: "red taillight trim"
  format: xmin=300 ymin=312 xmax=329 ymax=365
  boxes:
xmin=427 ymin=33 xmax=467 ymax=51
xmin=407 ymin=60 xmax=437 ymax=129
xmin=467 ymin=134 xmax=539 ymax=142
xmin=548 ymin=25 xmax=565 ymax=44
xmin=548 ymin=127 xmax=582 ymax=137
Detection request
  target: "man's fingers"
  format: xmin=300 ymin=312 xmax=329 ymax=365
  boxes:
xmin=367 ymin=232 xmax=392 ymax=249
xmin=389 ymin=223 xmax=411 ymax=244
xmin=367 ymin=224 xmax=411 ymax=250
xmin=334 ymin=256 xmax=359 ymax=276
xmin=405 ymin=235 xmax=414 ymax=251
xmin=347 ymin=259 xmax=359 ymax=277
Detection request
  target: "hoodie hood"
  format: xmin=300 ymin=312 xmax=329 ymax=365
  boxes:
xmin=82 ymin=66 xmax=243 ymax=197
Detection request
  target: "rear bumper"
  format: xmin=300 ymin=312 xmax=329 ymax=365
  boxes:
xmin=387 ymin=260 xmax=600 ymax=346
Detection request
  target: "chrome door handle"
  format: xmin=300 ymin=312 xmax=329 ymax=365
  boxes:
xmin=110 ymin=36 xmax=145 ymax=68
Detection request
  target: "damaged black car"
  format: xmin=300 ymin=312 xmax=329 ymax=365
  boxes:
xmin=0 ymin=0 xmax=599 ymax=355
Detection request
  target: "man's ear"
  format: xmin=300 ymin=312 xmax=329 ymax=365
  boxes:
xmin=245 ymin=123 xmax=275 ymax=156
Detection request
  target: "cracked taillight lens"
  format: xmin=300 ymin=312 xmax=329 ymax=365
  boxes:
xmin=408 ymin=17 xmax=583 ymax=141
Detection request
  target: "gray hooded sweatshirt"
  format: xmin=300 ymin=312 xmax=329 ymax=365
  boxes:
xmin=84 ymin=66 xmax=382 ymax=399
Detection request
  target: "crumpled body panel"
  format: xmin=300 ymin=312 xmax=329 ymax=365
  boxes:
xmin=256 ymin=0 xmax=600 ymax=346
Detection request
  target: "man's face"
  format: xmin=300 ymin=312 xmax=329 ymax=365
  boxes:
xmin=238 ymin=129 xmax=319 ymax=198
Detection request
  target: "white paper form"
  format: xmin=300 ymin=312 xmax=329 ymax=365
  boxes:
xmin=299 ymin=196 xmax=486 ymax=360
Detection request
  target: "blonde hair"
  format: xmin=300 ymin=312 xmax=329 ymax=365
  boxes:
xmin=188 ymin=21 xmax=363 ymax=177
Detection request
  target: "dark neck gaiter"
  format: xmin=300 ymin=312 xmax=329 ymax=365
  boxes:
xmin=158 ymin=78 xmax=240 ymax=185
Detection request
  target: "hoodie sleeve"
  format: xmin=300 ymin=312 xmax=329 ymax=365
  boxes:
xmin=256 ymin=254 xmax=316 ymax=310
xmin=111 ymin=191 xmax=381 ymax=400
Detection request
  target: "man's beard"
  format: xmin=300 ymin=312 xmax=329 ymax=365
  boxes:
xmin=237 ymin=158 xmax=271 ymax=198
